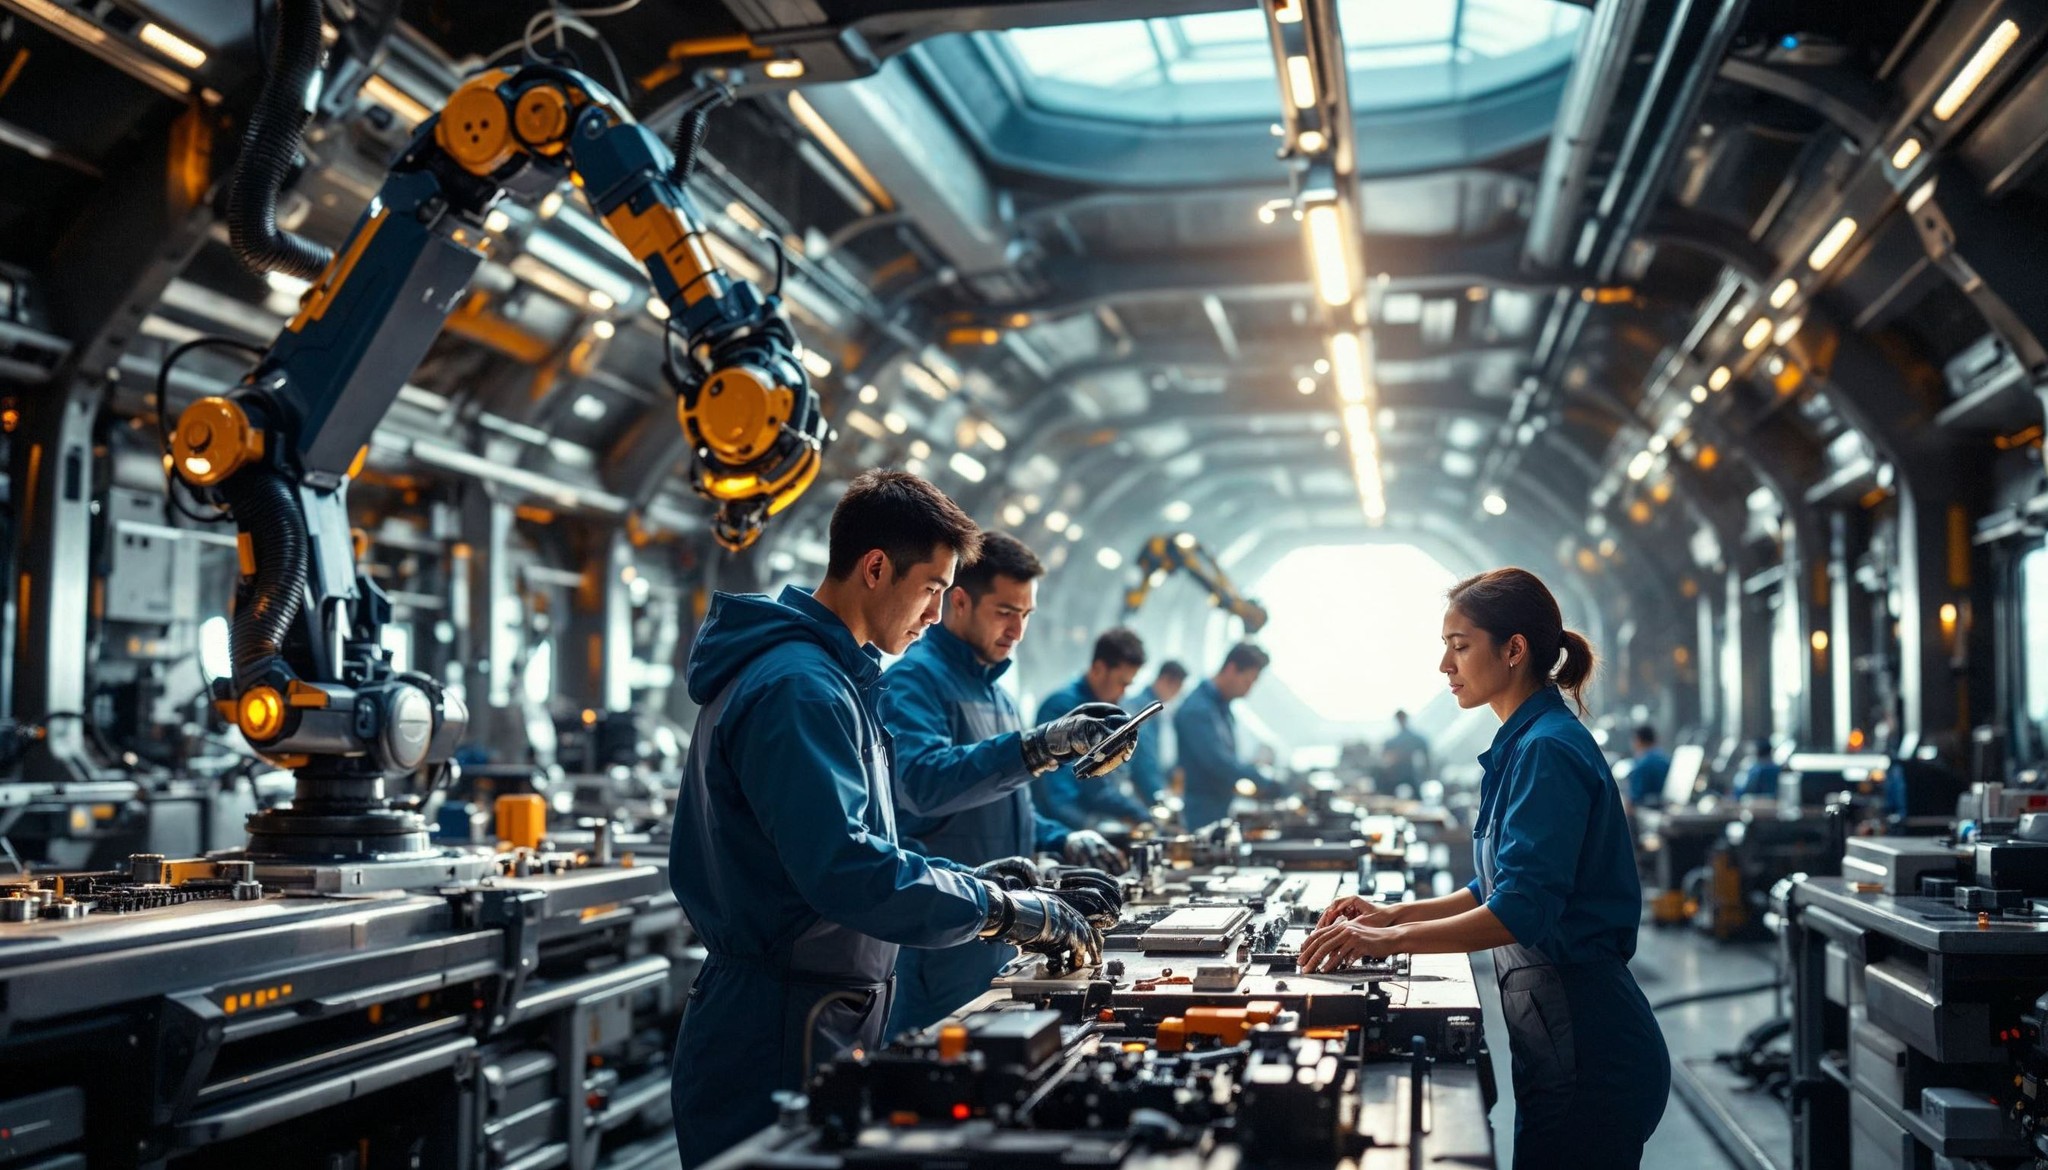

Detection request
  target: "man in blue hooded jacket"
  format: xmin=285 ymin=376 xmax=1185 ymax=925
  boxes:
xmin=1034 ymin=628 xmax=1156 ymax=832
xmin=1174 ymin=642 xmax=1274 ymax=829
xmin=668 ymin=472 xmax=1113 ymax=1168
xmin=879 ymin=531 xmax=1139 ymax=1034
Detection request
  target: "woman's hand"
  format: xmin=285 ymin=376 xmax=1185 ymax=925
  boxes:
xmin=1297 ymin=919 xmax=1405 ymax=973
xmin=1315 ymin=894 xmax=1398 ymax=929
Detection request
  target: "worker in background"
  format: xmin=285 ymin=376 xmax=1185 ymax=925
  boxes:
xmin=1124 ymin=660 xmax=1187 ymax=808
xmin=1173 ymin=643 xmax=1274 ymax=830
xmin=1033 ymin=629 xmax=1154 ymax=837
xmin=880 ymin=531 xmax=1138 ymax=1034
xmin=1301 ymin=568 xmax=1668 ymax=1169
xmin=667 ymin=472 xmax=1114 ymax=1168
xmin=1380 ymin=708 xmax=1432 ymax=792
xmin=1736 ymin=737 xmax=1781 ymax=799
xmin=1627 ymin=724 xmax=1671 ymax=808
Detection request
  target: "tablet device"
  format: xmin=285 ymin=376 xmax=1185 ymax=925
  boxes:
xmin=1073 ymin=701 xmax=1165 ymax=778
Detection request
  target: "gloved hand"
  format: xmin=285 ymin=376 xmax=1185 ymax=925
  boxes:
xmin=1062 ymin=829 xmax=1127 ymax=873
xmin=980 ymin=884 xmax=1103 ymax=967
xmin=971 ymin=856 xmax=1044 ymax=891
xmin=1073 ymin=732 xmax=1138 ymax=781
xmin=1050 ymin=867 xmax=1124 ymax=929
xmin=1021 ymin=703 xmax=1129 ymax=776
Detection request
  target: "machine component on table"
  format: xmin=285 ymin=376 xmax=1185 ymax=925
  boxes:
xmin=704 ymin=911 xmax=1490 ymax=1170
xmin=1120 ymin=533 xmax=1268 ymax=633
xmin=168 ymin=0 xmax=824 ymax=874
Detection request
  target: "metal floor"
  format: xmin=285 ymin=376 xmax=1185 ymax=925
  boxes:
xmin=1475 ymin=920 xmax=1788 ymax=1169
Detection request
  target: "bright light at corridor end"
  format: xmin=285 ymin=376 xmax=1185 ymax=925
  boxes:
xmin=1254 ymin=544 xmax=1457 ymax=724
xmin=1482 ymin=493 xmax=1507 ymax=516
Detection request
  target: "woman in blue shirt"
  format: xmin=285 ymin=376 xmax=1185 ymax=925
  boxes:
xmin=1299 ymin=568 xmax=1668 ymax=1169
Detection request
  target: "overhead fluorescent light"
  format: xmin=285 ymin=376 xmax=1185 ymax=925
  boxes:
xmin=1770 ymin=278 xmax=1798 ymax=309
xmin=484 ymin=209 xmax=513 ymax=234
xmin=1628 ymin=451 xmax=1655 ymax=480
xmin=587 ymin=289 xmax=615 ymax=312
xmin=858 ymin=384 xmax=879 ymax=404
xmin=1296 ymin=376 xmax=1317 ymax=395
xmin=646 ymin=298 xmax=670 ymax=321
xmin=1045 ymin=510 xmax=1069 ymax=533
xmin=139 ymin=22 xmax=206 ymax=69
xmin=787 ymin=91 xmax=894 ymax=210
xmin=1066 ymin=524 xmax=1085 ymax=542
xmin=800 ymin=347 xmax=833 ymax=379
xmin=538 ymin=190 xmax=565 ymax=219
xmin=1708 ymin=366 xmax=1732 ymax=391
xmin=1482 ymin=493 xmax=1507 ymax=516
xmin=882 ymin=411 xmax=908 ymax=434
xmin=976 ymin=421 xmax=1007 ymax=450
xmin=572 ymin=394 xmax=608 ymax=421
xmin=845 ymin=411 xmax=885 ymax=439
xmin=1890 ymin=137 xmax=1923 ymax=169
xmin=1933 ymin=19 xmax=2019 ymax=120
xmin=1806 ymin=217 xmax=1858 ymax=270
xmin=1773 ymin=315 xmax=1804 ymax=346
xmin=1304 ymin=201 xmax=1351 ymax=306
xmin=1096 ymin=547 xmax=1123 ymax=570
xmin=1742 ymin=318 xmax=1773 ymax=349
xmin=1328 ymin=331 xmax=1370 ymax=404
xmin=948 ymin=452 xmax=986 ymax=483
xmin=591 ymin=319 xmax=615 ymax=339
xmin=1001 ymin=503 xmax=1027 ymax=527
xmin=764 ymin=59 xmax=805 ymax=80
xmin=1690 ymin=384 xmax=1708 ymax=403
xmin=909 ymin=439 xmax=931 ymax=460
xmin=1285 ymin=56 xmax=1317 ymax=109
xmin=1162 ymin=500 xmax=1192 ymax=523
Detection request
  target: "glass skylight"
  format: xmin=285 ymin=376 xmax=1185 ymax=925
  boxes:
xmin=998 ymin=0 xmax=1585 ymax=124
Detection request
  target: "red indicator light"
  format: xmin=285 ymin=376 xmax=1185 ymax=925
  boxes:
xmin=952 ymin=1103 xmax=970 ymax=1121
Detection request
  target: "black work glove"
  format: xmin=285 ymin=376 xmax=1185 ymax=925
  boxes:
xmin=971 ymin=856 xmax=1044 ymax=891
xmin=981 ymin=884 xmax=1103 ymax=967
xmin=1021 ymin=703 xmax=1129 ymax=776
xmin=1061 ymin=829 xmax=1127 ymax=873
xmin=1049 ymin=869 xmax=1122 ymax=929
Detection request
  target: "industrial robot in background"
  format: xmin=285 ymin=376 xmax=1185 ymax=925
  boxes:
xmin=167 ymin=0 xmax=826 ymax=870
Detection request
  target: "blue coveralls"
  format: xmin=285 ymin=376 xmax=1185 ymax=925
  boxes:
xmin=1465 ymin=687 xmax=1669 ymax=1169
xmin=1628 ymin=746 xmax=1671 ymax=806
xmin=1123 ymin=682 xmax=1171 ymax=804
xmin=878 ymin=623 xmax=1072 ymax=1034
xmin=1031 ymin=676 xmax=1152 ymax=827
xmin=667 ymin=587 xmax=992 ymax=1168
xmin=1172 ymin=679 xmax=1266 ymax=830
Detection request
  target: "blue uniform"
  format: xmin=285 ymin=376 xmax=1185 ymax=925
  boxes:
xmin=667 ymin=587 xmax=992 ymax=1168
xmin=1031 ymin=676 xmax=1152 ymax=827
xmin=1737 ymin=759 xmax=1781 ymax=799
xmin=877 ymin=623 xmax=1071 ymax=1033
xmin=1172 ymin=679 xmax=1265 ymax=829
xmin=1463 ymin=687 xmax=1668 ymax=1169
xmin=1123 ymin=683 xmax=1171 ymax=803
xmin=1382 ymin=726 xmax=1431 ymax=789
xmin=1628 ymin=746 xmax=1671 ymax=805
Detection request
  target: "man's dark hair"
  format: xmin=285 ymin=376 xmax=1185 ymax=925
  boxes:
xmin=954 ymin=531 xmax=1043 ymax=600
xmin=1394 ymin=709 xmax=1409 ymax=724
xmin=1634 ymin=725 xmax=1658 ymax=746
xmin=1091 ymin=628 xmax=1146 ymax=670
xmin=826 ymin=470 xmax=981 ymax=581
xmin=1156 ymin=660 xmax=1188 ymax=684
xmin=1222 ymin=643 xmax=1271 ymax=673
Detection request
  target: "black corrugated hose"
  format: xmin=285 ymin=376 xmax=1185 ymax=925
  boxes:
xmin=670 ymin=106 xmax=709 ymax=186
xmin=220 ymin=468 xmax=308 ymax=690
xmin=228 ymin=0 xmax=334 ymax=279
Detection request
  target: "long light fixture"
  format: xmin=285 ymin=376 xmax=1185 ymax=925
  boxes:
xmin=1807 ymin=216 xmax=1858 ymax=270
xmin=1933 ymin=19 xmax=2019 ymax=121
xmin=138 ymin=22 xmax=207 ymax=68
xmin=1890 ymin=137 xmax=1923 ymax=169
xmin=1742 ymin=318 xmax=1774 ymax=350
xmin=1328 ymin=331 xmax=1370 ymax=404
xmin=1285 ymin=56 xmax=1318 ymax=109
xmin=948 ymin=451 xmax=986 ymax=483
xmin=1304 ymin=200 xmax=1352 ymax=306
xmin=1769 ymin=278 xmax=1799 ymax=309
xmin=1708 ymin=366 xmax=1732 ymax=391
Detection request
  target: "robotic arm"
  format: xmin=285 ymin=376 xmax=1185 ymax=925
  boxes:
xmin=1121 ymin=534 xmax=1269 ymax=633
xmin=170 ymin=3 xmax=824 ymax=857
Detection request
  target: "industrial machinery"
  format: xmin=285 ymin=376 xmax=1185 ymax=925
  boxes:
xmin=1121 ymin=534 xmax=1268 ymax=634
xmin=705 ymin=822 xmax=1493 ymax=1170
xmin=162 ymin=0 xmax=824 ymax=878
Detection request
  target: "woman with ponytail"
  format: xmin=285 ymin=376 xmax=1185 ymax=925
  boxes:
xmin=1299 ymin=567 xmax=1667 ymax=1169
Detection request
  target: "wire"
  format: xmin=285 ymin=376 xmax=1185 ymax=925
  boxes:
xmin=762 ymin=231 xmax=789 ymax=299
xmin=1650 ymin=977 xmax=1780 ymax=1012
xmin=156 ymin=337 xmax=265 ymax=526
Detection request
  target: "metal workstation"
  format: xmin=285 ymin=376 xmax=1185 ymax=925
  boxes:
xmin=1 ymin=1 xmax=2048 ymax=1168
